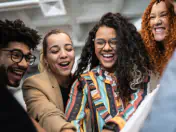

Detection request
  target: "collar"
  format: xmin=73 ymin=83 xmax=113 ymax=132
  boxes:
xmin=7 ymin=85 xmax=21 ymax=93
xmin=91 ymin=65 xmax=117 ymax=84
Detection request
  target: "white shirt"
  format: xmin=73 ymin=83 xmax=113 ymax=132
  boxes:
xmin=7 ymin=85 xmax=26 ymax=110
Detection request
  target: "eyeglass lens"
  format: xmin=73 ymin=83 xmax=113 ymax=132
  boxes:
xmin=94 ymin=38 xmax=117 ymax=49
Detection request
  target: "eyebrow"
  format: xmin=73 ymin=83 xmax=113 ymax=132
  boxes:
xmin=150 ymin=10 xmax=167 ymax=14
xmin=49 ymin=43 xmax=73 ymax=50
xmin=65 ymin=43 xmax=73 ymax=46
xmin=49 ymin=45 xmax=59 ymax=50
xmin=160 ymin=11 xmax=168 ymax=14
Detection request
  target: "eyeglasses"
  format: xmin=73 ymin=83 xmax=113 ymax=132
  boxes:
xmin=93 ymin=38 xmax=117 ymax=49
xmin=2 ymin=49 xmax=36 ymax=65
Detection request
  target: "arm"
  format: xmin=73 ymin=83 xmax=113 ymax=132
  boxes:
xmin=30 ymin=117 xmax=46 ymax=132
xmin=23 ymin=78 xmax=76 ymax=132
xmin=65 ymin=79 xmax=88 ymax=132
xmin=118 ymin=79 xmax=149 ymax=121
xmin=104 ymin=78 xmax=149 ymax=131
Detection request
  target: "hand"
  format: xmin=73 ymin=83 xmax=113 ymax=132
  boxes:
xmin=30 ymin=117 xmax=46 ymax=132
xmin=61 ymin=129 xmax=75 ymax=132
xmin=102 ymin=129 xmax=114 ymax=132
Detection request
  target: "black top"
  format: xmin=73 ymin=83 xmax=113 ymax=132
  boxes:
xmin=60 ymin=85 xmax=71 ymax=110
xmin=0 ymin=66 xmax=37 ymax=132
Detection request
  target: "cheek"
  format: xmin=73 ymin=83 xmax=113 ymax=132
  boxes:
xmin=94 ymin=45 xmax=98 ymax=53
xmin=149 ymin=20 xmax=154 ymax=28
xmin=94 ymin=46 xmax=100 ymax=57
xmin=4 ymin=58 xmax=14 ymax=67
xmin=67 ymin=51 xmax=75 ymax=61
xmin=165 ymin=19 xmax=169 ymax=29
xmin=46 ymin=54 xmax=57 ymax=66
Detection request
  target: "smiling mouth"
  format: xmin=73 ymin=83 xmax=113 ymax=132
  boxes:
xmin=58 ymin=62 xmax=70 ymax=67
xmin=154 ymin=27 xmax=165 ymax=33
xmin=102 ymin=54 xmax=114 ymax=58
xmin=11 ymin=69 xmax=25 ymax=77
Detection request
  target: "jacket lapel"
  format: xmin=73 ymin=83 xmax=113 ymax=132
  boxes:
xmin=45 ymin=70 xmax=64 ymax=111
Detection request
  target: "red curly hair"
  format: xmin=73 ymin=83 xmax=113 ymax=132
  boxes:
xmin=141 ymin=0 xmax=176 ymax=75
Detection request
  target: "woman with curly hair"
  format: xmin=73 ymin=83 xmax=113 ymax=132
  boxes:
xmin=65 ymin=12 xmax=152 ymax=132
xmin=141 ymin=0 xmax=176 ymax=76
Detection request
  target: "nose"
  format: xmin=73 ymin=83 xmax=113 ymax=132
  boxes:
xmin=102 ymin=42 xmax=112 ymax=51
xmin=60 ymin=49 xmax=68 ymax=59
xmin=18 ymin=57 xmax=28 ymax=68
xmin=155 ymin=17 xmax=162 ymax=25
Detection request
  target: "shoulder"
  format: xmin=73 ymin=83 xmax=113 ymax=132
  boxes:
xmin=23 ymin=71 xmax=51 ymax=90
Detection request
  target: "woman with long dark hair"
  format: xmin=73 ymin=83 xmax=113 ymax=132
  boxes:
xmin=66 ymin=12 xmax=153 ymax=132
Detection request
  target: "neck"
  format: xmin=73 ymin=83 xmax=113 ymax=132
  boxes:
xmin=55 ymin=74 xmax=71 ymax=88
xmin=100 ymin=65 xmax=116 ymax=74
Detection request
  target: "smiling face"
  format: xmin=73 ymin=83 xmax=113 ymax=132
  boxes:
xmin=45 ymin=33 xmax=75 ymax=78
xmin=0 ymin=42 xmax=31 ymax=87
xmin=94 ymin=26 xmax=117 ymax=73
xmin=150 ymin=1 xmax=169 ymax=42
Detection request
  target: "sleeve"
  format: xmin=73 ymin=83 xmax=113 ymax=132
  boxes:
xmin=23 ymin=78 xmax=76 ymax=132
xmin=119 ymin=77 xmax=149 ymax=121
xmin=105 ymin=76 xmax=149 ymax=131
xmin=65 ymin=78 xmax=88 ymax=132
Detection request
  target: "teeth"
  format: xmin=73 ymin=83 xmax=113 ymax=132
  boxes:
xmin=103 ymin=54 xmax=113 ymax=57
xmin=13 ymin=69 xmax=24 ymax=75
xmin=60 ymin=62 xmax=69 ymax=65
xmin=155 ymin=28 xmax=164 ymax=33
xmin=59 ymin=62 xmax=69 ymax=66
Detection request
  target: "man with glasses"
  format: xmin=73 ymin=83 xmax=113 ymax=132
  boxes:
xmin=0 ymin=19 xmax=41 ymax=108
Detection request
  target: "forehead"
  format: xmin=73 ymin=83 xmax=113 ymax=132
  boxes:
xmin=7 ymin=41 xmax=31 ymax=54
xmin=151 ymin=1 xmax=168 ymax=13
xmin=95 ymin=26 xmax=116 ymax=38
xmin=47 ymin=33 xmax=72 ymax=48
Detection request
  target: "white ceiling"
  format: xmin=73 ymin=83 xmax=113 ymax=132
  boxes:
xmin=0 ymin=0 xmax=150 ymax=49
xmin=0 ymin=0 xmax=151 ymax=72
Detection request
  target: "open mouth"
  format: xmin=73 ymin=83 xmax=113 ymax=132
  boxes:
xmin=101 ymin=53 xmax=115 ymax=62
xmin=7 ymin=68 xmax=25 ymax=84
xmin=102 ymin=54 xmax=114 ymax=58
xmin=154 ymin=27 xmax=165 ymax=33
xmin=58 ymin=61 xmax=70 ymax=67
xmin=12 ymin=69 xmax=24 ymax=76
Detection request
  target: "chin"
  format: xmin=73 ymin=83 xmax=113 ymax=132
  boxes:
xmin=60 ymin=71 xmax=71 ymax=77
xmin=8 ymin=82 xmax=20 ymax=87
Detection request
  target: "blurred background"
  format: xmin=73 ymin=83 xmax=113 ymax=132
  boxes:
xmin=0 ymin=0 xmax=150 ymax=78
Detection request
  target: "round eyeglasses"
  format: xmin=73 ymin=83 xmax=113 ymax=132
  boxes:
xmin=93 ymin=38 xmax=117 ymax=49
xmin=2 ymin=49 xmax=36 ymax=65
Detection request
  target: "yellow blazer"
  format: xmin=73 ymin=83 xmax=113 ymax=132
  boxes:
xmin=22 ymin=70 xmax=75 ymax=132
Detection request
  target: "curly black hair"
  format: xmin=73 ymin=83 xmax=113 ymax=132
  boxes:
xmin=74 ymin=12 xmax=153 ymax=98
xmin=0 ymin=19 xmax=41 ymax=50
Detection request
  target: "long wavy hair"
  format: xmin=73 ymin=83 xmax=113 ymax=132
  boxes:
xmin=141 ymin=0 xmax=176 ymax=75
xmin=74 ymin=12 xmax=153 ymax=98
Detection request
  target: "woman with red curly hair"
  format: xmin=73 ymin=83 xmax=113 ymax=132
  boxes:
xmin=141 ymin=0 xmax=176 ymax=90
